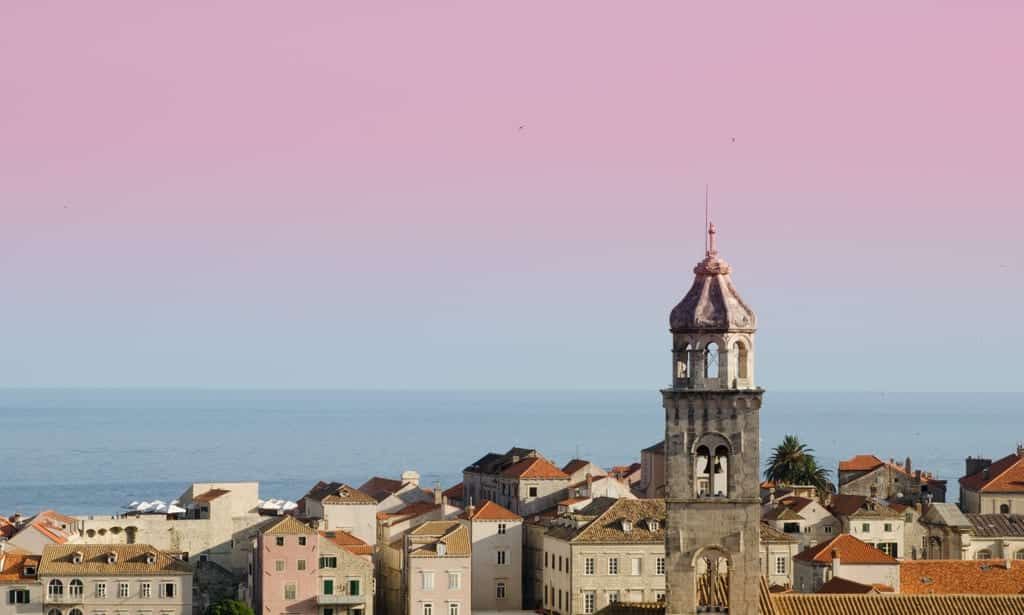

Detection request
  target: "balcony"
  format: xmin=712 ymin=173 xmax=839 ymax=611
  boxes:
xmin=317 ymin=594 xmax=365 ymax=606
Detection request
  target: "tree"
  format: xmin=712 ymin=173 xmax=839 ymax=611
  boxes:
xmin=205 ymin=600 xmax=254 ymax=615
xmin=764 ymin=435 xmax=831 ymax=493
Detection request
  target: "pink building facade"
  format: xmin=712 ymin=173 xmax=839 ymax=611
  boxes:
xmin=256 ymin=517 xmax=319 ymax=615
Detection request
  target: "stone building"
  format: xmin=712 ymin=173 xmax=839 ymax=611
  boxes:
xmin=918 ymin=503 xmax=973 ymax=560
xmin=542 ymin=499 xmax=667 ymax=614
xmin=960 ymin=446 xmax=1024 ymax=514
xmin=404 ymin=521 xmax=472 ymax=615
xmin=300 ymin=483 xmax=378 ymax=547
xmin=0 ymin=544 xmax=41 ymax=615
xmin=359 ymin=474 xmax=435 ymax=515
xmin=37 ymin=544 xmax=192 ymax=615
xmin=762 ymin=495 xmax=841 ymax=551
xmin=636 ymin=442 xmax=666 ymax=499
xmin=963 ymin=513 xmax=1024 ymax=560
xmin=461 ymin=501 xmax=522 ymax=612
xmin=827 ymin=494 xmax=905 ymax=559
xmin=758 ymin=524 xmax=800 ymax=591
xmin=837 ymin=455 xmax=946 ymax=504
xmin=463 ymin=448 xmax=571 ymax=517
xmin=317 ymin=530 xmax=374 ymax=615
xmin=6 ymin=513 xmax=77 ymax=555
xmin=792 ymin=534 xmax=899 ymax=593
xmin=662 ymin=224 xmax=761 ymax=615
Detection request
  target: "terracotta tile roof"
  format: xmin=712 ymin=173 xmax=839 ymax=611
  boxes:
xmin=967 ymin=513 xmax=1024 ymax=537
xmin=462 ymin=500 xmax=521 ymax=522
xmin=262 ymin=515 xmax=316 ymax=535
xmin=464 ymin=447 xmax=538 ymax=475
xmin=777 ymin=496 xmax=814 ymax=513
xmin=551 ymin=499 xmax=665 ymax=544
xmin=358 ymin=476 xmax=406 ymax=502
xmin=34 ymin=510 xmax=78 ymax=527
xmin=27 ymin=521 xmax=71 ymax=544
xmin=817 ymin=577 xmax=882 ymax=594
xmin=827 ymin=495 xmax=900 ymax=519
xmin=501 ymin=456 xmax=569 ymax=480
xmin=562 ymin=459 xmax=595 ymax=475
xmin=193 ymin=488 xmax=231 ymax=503
xmin=0 ymin=547 xmax=41 ymax=583
xmin=321 ymin=484 xmax=376 ymax=506
xmin=442 ymin=483 xmax=464 ymax=500
xmin=902 ymin=560 xmax=1024 ymax=594
xmin=760 ymin=522 xmax=800 ymax=544
xmin=559 ymin=497 xmax=589 ymax=506
xmin=961 ymin=453 xmax=1024 ymax=493
xmin=770 ymin=592 xmax=1024 ymax=615
xmin=763 ymin=506 xmax=805 ymax=522
xmin=37 ymin=544 xmax=191 ymax=576
xmin=794 ymin=534 xmax=897 ymax=565
xmin=611 ymin=463 xmax=642 ymax=475
xmin=393 ymin=501 xmax=438 ymax=517
xmin=838 ymin=455 xmax=887 ymax=473
xmin=408 ymin=521 xmax=471 ymax=558
xmin=319 ymin=530 xmax=373 ymax=556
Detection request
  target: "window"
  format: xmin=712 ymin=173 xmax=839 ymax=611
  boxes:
xmin=159 ymin=583 xmax=174 ymax=599
xmin=323 ymin=579 xmax=334 ymax=595
xmin=1015 ymin=550 xmax=1024 ymax=561
xmin=275 ymin=537 xmax=285 ymax=546
xmin=8 ymin=590 xmax=31 ymax=604
xmin=977 ymin=550 xmax=993 ymax=560
xmin=497 ymin=550 xmax=508 ymax=565
xmin=861 ymin=523 xmax=870 ymax=533
xmin=23 ymin=566 xmax=36 ymax=577
xmin=319 ymin=556 xmax=338 ymax=569
xmin=96 ymin=583 xmax=107 ymax=598
xmin=47 ymin=610 xmax=61 ymax=615
xmin=421 ymin=572 xmax=434 ymax=590
xmin=48 ymin=580 xmax=63 ymax=598
xmin=558 ymin=556 xmax=562 ymax=572
xmin=884 ymin=523 xmax=893 ymax=532
xmin=119 ymin=583 xmax=130 ymax=598
xmin=141 ymin=583 xmax=152 ymax=598
xmin=656 ymin=556 xmax=666 ymax=575
xmin=275 ymin=560 xmax=285 ymax=572
xmin=497 ymin=523 xmax=507 ymax=535
xmin=608 ymin=557 xmax=619 ymax=575
xmin=348 ymin=579 xmax=361 ymax=596
xmin=783 ymin=522 xmax=800 ymax=534
xmin=608 ymin=591 xmax=619 ymax=604
xmin=544 ymin=586 xmax=549 ymax=606
xmin=631 ymin=557 xmax=642 ymax=575
xmin=584 ymin=557 xmax=595 ymax=575
xmin=496 ymin=582 xmax=506 ymax=599
xmin=1001 ymin=504 xmax=1011 ymax=514
xmin=878 ymin=543 xmax=899 ymax=558
xmin=529 ymin=487 xmax=538 ymax=497
xmin=824 ymin=525 xmax=834 ymax=534
xmin=544 ymin=552 xmax=549 ymax=568
xmin=298 ymin=536 xmax=307 ymax=546
xmin=68 ymin=609 xmax=83 ymax=615
xmin=448 ymin=573 xmax=460 ymax=590
xmin=448 ymin=604 xmax=459 ymax=615
xmin=774 ymin=556 xmax=786 ymax=575
xmin=656 ymin=592 xmax=666 ymax=602
xmin=584 ymin=591 xmax=596 ymax=614
xmin=423 ymin=604 xmax=432 ymax=615
xmin=70 ymin=580 xmax=84 ymax=598
xmin=297 ymin=560 xmax=306 ymax=571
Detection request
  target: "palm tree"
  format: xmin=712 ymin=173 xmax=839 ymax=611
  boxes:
xmin=764 ymin=435 xmax=831 ymax=492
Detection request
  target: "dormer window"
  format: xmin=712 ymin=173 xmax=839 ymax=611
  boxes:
xmin=621 ymin=520 xmax=632 ymax=533
xmin=106 ymin=551 xmax=118 ymax=565
xmin=23 ymin=566 xmax=37 ymax=577
xmin=145 ymin=552 xmax=157 ymax=565
xmin=647 ymin=519 xmax=660 ymax=532
xmin=436 ymin=543 xmax=447 ymax=556
xmin=71 ymin=551 xmax=84 ymax=565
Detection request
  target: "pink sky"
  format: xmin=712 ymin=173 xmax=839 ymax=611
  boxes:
xmin=1 ymin=2 xmax=1022 ymax=389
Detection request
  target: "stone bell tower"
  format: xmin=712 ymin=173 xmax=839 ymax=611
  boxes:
xmin=663 ymin=223 xmax=763 ymax=615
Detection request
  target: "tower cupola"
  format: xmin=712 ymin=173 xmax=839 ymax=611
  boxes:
xmin=669 ymin=224 xmax=757 ymax=390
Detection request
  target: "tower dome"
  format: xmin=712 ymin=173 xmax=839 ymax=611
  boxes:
xmin=669 ymin=223 xmax=756 ymax=333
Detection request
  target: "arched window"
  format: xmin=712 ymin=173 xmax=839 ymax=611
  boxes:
xmin=47 ymin=609 xmax=61 ymax=615
xmin=976 ymin=550 xmax=992 ymax=560
xmin=696 ymin=550 xmax=730 ymax=612
xmin=695 ymin=446 xmax=711 ymax=496
xmin=676 ymin=344 xmax=692 ymax=382
xmin=713 ymin=445 xmax=729 ymax=496
xmin=1000 ymin=504 xmax=1011 ymax=514
xmin=1016 ymin=549 xmax=1024 ymax=560
xmin=69 ymin=609 xmax=83 ymax=615
xmin=48 ymin=580 xmax=63 ymax=598
xmin=733 ymin=341 xmax=749 ymax=381
xmin=705 ymin=343 xmax=719 ymax=380
xmin=69 ymin=579 xmax=83 ymax=597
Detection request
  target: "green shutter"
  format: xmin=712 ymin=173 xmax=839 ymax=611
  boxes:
xmin=323 ymin=579 xmax=334 ymax=595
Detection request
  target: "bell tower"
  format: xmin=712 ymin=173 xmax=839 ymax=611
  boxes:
xmin=663 ymin=223 xmax=762 ymax=615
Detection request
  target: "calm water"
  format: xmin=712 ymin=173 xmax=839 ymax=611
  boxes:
xmin=1 ymin=389 xmax=1017 ymax=516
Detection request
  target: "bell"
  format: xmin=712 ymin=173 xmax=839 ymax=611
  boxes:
xmin=713 ymin=457 xmax=724 ymax=474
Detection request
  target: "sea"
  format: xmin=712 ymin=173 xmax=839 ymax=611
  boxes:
xmin=1 ymin=389 xmax=1018 ymax=517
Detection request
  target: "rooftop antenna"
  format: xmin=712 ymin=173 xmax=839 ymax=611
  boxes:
xmin=705 ymin=184 xmax=711 ymax=255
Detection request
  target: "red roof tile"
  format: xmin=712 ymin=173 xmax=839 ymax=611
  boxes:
xmin=462 ymin=500 xmax=521 ymax=521
xmin=961 ymin=453 xmax=1024 ymax=494
xmin=817 ymin=577 xmax=880 ymax=594
xmin=319 ymin=530 xmax=373 ymax=556
xmin=442 ymin=483 xmax=464 ymax=500
xmin=193 ymin=489 xmax=231 ymax=503
xmin=795 ymin=534 xmax=898 ymax=566
xmin=502 ymin=457 xmax=569 ymax=480
xmin=839 ymin=455 xmax=886 ymax=473
xmin=902 ymin=560 xmax=1024 ymax=594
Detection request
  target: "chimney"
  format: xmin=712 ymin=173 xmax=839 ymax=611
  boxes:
xmin=1018 ymin=442 xmax=1024 ymax=458
xmin=434 ymin=481 xmax=442 ymax=507
xmin=401 ymin=470 xmax=421 ymax=488
xmin=586 ymin=473 xmax=594 ymax=496
xmin=905 ymin=457 xmax=912 ymax=474
xmin=769 ymin=487 xmax=777 ymax=504
xmin=831 ymin=549 xmax=841 ymax=580
xmin=466 ymin=503 xmax=476 ymax=519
